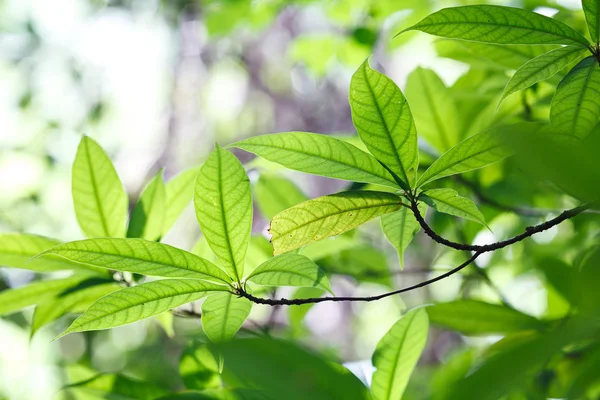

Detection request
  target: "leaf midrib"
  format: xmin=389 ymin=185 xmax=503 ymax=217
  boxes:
xmin=84 ymin=139 xmax=110 ymax=237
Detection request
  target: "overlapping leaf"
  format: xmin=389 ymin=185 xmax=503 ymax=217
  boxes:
xmin=230 ymin=133 xmax=399 ymax=189
xmin=405 ymin=67 xmax=459 ymax=153
xmin=127 ymin=170 xmax=166 ymax=241
xmin=202 ymin=292 xmax=252 ymax=342
xmin=164 ymin=166 xmax=201 ymax=235
xmin=349 ymin=60 xmax=417 ymax=189
xmin=427 ymin=300 xmax=544 ymax=334
xmin=72 ymin=136 xmax=128 ymax=238
xmin=254 ymin=174 xmax=308 ymax=219
xmin=371 ymin=308 xmax=429 ymax=400
xmin=403 ymin=5 xmax=590 ymax=48
xmin=195 ymin=146 xmax=252 ymax=282
xmin=269 ymin=191 xmax=403 ymax=255
xmin=38 ymin=238 xmax=231 ymax=284
xmin=583 ymin=0 xmax=600 ymax=44
xmin=247 ymin=253 xmax=332 ymax=293
xmin=501 ymin=46 xmax=587 ymax=103
xmin=420 ymin=189 xmax=487 ymax=227
xmin=417 ymin=124 xmax=528 ymax=187
xmin=58 ymin=279 xmax=228 ymax=337
xmin=550 ymin=56 xmax=600 ymax=138
xmin=381 ymin=205 xmax=424 ymax=269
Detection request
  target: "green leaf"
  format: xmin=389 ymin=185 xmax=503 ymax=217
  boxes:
xmin=127 ymin=170 xmax=166 ymax=241
xmin=60 ymin=373 xmax=168 ymax=400
xmin=381 ymin=205 xmax=424 ymax=269
xmin=213 ymin=337 xmax=371 ymax=400
xmin=349 ymin=60 xmax=418 ymax=189
xmin=254 ymin=174 xmax=308 ymax=220
xmin=229 ymin=133 xmax=399 ymax=189
xmin=0 ymin=233 xmax=98 ymax=273
xmin=371 ymin=308 xmax=429 ymax=400
xmin=500 ymin=46 xmax=587 ymax=103
xmin=403 ymin=5 xmax=590 ymax=48
xmin=179 ymin=342 xmax=221 ymax=390
xmin=72 ymin=136 xmax=128 ymax=238
xmin=164 ymin=166 xmax=201 ymax=235
xmin=420 ymin=189 xmax=487 ymax=227
xmin=38 ymin=238 xmax=231 ymax=284
xmin=201 ymin=292 xmax=252 ymax=342
xmin=58 ymin=279 xmax=228 ymax=337
xmin=583 ymin=0 xmax=600 ymax=44
xmin=288 ymin=287 xmax=325 ymax=335
xmin=31 ymin=280 xmax=120 ymax=336
xmin=194 ymin=145 xmax=252 ymax=282
xmin=427 ymin=300 xmax=544 ymax=335
xmin=550 ymin=56 xmax=600 ymax=138
xmin=417 ymin=124 xmax=524 ymax=187
xmin=0 ymin=276 xmax=92 ymax=316
xmin=269 ymin=191 xmax=403 ymax=255
xmin=405 ymin=67 xmax=460 ymax=153
xmin=246 ymin=253 xmax=332 ymax=293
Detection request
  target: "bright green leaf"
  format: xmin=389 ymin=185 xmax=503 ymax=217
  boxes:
xmin=420 ymin=188 xmax=487 ymax=226
xmin=37 ymin=238 xmax=231 ymax=285
xmin=0 ymin=275 xmax=92 ymax=316
xmin=371 ymin=308 xmax=429 ymax=400
xmin=405 ymin=67 xmax=460 ymax=153
xmin=417 ymin=124 xmax=528 ymax=187
xmin=201 ymin=292 xmax=252 ymax=342
xmin=58 ymin=279 xmax=228 ymax=337
xmin=72 ymin=136 xmax=128 ymax=238
xmin=179 ymin=341 xmax=221 ymax=390
xmin=229 ymin=132 xmax=399 ymax=189
xmin=0 ymin=233 xmax=103 ymax=273
xmin=269 ymin=191 xmax=403 ymax=255
xmin=427 ymin=300 xmax=544 ymax=335
xmin=381 ymin=205 xmax=424 ymax=269
xmin=550 ymin=56 xmax=600 ymax=138
xmin=31 ymin=280 xmax=120 ymax=336
xmin=583 ymin=0 xmax=600 ymax=44
xmin=349 ymin=60 xmax=417 ymax=189
xmin=127 ymin=170 xmax=166 ymax=241
xmin=500 ymin=46 xmax=587 ymax=103
xmin=164 ymin=166 xmax=201 ymax=235
xmin=403 ymin=5 xmax=590 ymax=48
xmin=247 ymin=253 xmax=332 ymax=293
xmin=254 ymin=174 xmax=308 ymax=220
xmin=194 ymin=145 xmax=252 ymax=282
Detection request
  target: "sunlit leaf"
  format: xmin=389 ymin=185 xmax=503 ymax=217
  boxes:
xmin=246 ymin=253 xmax=332 ymax=293
xmin=405 ymin=67 xmax=460 ymax=153
xmin=253 ymin=174 xmax=307 ymax=220
xmin=72 ymin=136 xmax=128 ymax=238
xmin=230 ymin=132 xmax=399 ymax=189
xmin=403 ymin=5 xmax=590 ymax=48
xmin=38 ymin=238 xmax=231 ymax=284
xmin=179 ymin=342 xmax=221 ymax=390
xmin=269 ymin=191 xmax=403 ymax=255
xmin=31 ymin=280 xmax=120 ymax=336
xmin=0 ymin=233 xmax=102 ymax=273
xmin=58 ymin=279 xmax=228 ymax=337
xmin=164 ymin=166 xmax=201 ymax=235
xmin=500 ymin=46 xmax=586 ymax=103
xmin=0 ymin=275 xmax=92 ymax=316
xmin=420 ymin=188 xmax=487 ymax=227
xmin=127 ymin=170 xmax=166 ymax=241
xmin=427 ymin=300 xmax=544 ymax=335
xmin=349 ymin=60 xmax=417 ymax=189
xmin=213 ymin=337 xmax=371 ymax=400
xmin=583 ymin=0 xmax=600 ymax=44
xmin=550 ymin=56 xmax=600 ymax=138
xmin=417 ymin=124 xmax=533 ymax=187
xmin=381 ymin=205 xmax=424 ymax=269
xmin=202 ymin=292 xmax=252 ymax=342
xmin=371 ymin=308 xmax=429 ymax=400
xmin=59 ymin=373 xmax=168 ymax=400
xmin=194 ymin=145 xmax=252 ymax=282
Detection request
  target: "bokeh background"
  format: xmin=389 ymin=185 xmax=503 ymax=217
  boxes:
xmin=0 ymin=0 xmax=588 ymax=399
